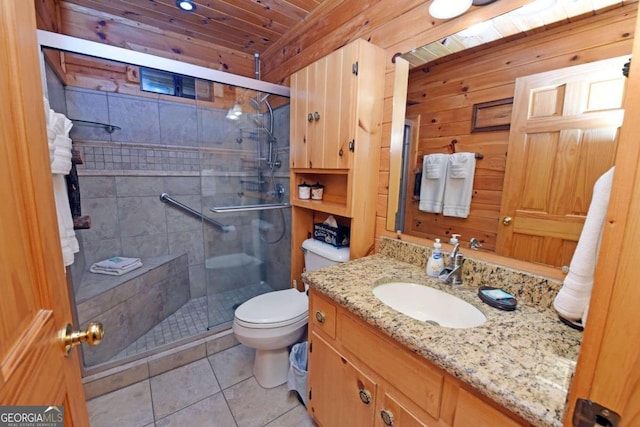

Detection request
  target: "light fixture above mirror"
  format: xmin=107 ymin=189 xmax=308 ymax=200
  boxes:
xmin=429 ymin=0 xmax=473 ymax=20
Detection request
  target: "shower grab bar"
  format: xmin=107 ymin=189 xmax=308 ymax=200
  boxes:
xmin=210 ymin=203 xmax=290 ymax=213
xmin=159 ymin=193 xmax=233 ymax=233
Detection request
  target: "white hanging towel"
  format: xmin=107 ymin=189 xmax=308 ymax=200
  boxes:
xmin=553 ymin=167 xmax=614 ymax=323
xmin=45 ymin=98 xmax=79 ymax=268
xmin=442 ymin=152 xmax=476 ymax=218
xmin=418 ymin=153 xmax=449 ymax=213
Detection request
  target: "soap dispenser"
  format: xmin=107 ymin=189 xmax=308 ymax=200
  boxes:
xmin=426 ymin=238 xmax=444 ymax=277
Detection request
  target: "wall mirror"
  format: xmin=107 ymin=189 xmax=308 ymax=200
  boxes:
xmin=386 ymin=0 xmax=633 ymax=273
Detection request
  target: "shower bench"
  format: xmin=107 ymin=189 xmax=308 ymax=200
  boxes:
xmin=74 ymin=253 xmax=190 ymax=366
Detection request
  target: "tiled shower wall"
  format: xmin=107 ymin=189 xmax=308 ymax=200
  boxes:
xmin=56 ymin=84 xmax=291 ymax=301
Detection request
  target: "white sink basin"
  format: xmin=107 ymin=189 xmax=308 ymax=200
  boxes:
xmin=372 ymin=282 xmax=487 ymax=328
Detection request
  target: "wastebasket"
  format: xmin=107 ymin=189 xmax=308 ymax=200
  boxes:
xmin=287 ymin=341 xmax=308 ymax=406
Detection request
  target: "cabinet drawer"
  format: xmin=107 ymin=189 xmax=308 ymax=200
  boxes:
xmin=376 ymin=390 xmax=429 ymax=427
xmin=453 ymin=389 xmax=525 ymax=427
xmin=309 ymin=290 xmax=337 ymax=339
xmin=339 ymin=312 xmax=444 ymax=419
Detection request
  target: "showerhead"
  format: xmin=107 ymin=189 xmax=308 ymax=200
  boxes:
xmin=249 ymin=94 xmax=270 ymax=111
xmin=249 ymin=98 xmax=262 ymax=111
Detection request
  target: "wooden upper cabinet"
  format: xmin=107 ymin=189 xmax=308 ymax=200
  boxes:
xmin=290 ymin=41 xmax=362 ymax=170
xmin=289 ymin=39 xmax=385 ymax=284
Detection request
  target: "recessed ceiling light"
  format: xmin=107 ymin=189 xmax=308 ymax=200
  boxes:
xmin=176 ymin=0 xmax=196 ymax=12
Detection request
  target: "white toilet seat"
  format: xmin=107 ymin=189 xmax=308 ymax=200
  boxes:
xmin=234 ymin=288 xmax=308 ymax=329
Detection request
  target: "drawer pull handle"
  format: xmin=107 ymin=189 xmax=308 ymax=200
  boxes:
xmin=359 ymin=389 xmax=372 ymax=405
xmin=315 ymin=311 xmax=325 ymax=323
xmin=380 ymin=410 xmax=394 ymax=426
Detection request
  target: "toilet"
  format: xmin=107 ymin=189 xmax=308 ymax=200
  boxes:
xmin=233 ymin=238 xmax=349 ymax=388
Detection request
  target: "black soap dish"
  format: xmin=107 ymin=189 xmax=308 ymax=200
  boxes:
xmin=478 ymin=286 xmax=517 ymax=311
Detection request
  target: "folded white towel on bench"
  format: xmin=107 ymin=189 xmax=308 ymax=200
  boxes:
xmin=90 ymin=257 xmax=143 ymax=276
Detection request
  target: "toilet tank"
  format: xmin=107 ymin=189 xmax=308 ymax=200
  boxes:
xmin=302 ymin=239 xmax=350 ymax=271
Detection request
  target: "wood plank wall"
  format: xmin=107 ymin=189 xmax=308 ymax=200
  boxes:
xmin=402 ymin=5 xmax=636 ymax=252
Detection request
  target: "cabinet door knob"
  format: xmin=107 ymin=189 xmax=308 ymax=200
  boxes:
xmin=380 ymin=409 xmax=394 ymax=426
xmin=339 ymin=148 xmax=344 ymax=157
xmin=314 ymin=111 xmax=320 ymax=121
xmin=308 ymin=113 xmax=313 ymax=122
xmin=315 ymin=311 xmax=325 ymax=323
xmin=359 ymin=389 xmax=372 ymax=405
xmin=502 ymin=216 xmax=513 ymax=226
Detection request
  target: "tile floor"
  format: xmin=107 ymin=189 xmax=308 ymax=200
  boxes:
xmin=88 ymin=344 xmax=315 ymax=427
xmin=111 ymin=282 xmax=273 ymax=362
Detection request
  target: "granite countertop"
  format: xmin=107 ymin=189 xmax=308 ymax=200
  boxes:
xmin=302 ymin=253 xmax=583 ymax=427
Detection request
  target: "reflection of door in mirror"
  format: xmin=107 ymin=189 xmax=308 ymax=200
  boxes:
xmin=496 ymin=56 xmax=626 ymax=267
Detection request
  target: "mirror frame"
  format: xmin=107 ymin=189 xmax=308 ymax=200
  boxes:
xmin=386 ymin=58 xmax=409 ymax=232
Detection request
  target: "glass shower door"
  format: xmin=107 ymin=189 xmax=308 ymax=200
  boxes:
xmin=196 ymin=83 xmax=291 ymax=330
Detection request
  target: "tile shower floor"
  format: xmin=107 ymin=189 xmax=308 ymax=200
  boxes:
xmin=87 ymin=344 xmax=316 ymax=427
xmin=111 ymin=282 xmax=273 ymax=362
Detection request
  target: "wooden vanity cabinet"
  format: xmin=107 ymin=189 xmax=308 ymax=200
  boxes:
xmin=307 ymin=289 xmax=531 ymax=427
xmin=290 ymin=39 xmax=385 ymax=286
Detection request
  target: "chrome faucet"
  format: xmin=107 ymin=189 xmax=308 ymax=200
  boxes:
xmin=441 ymin=244 xmax=464 ymax=285
xmin=449 ymin=243 xmax=460 ymax=264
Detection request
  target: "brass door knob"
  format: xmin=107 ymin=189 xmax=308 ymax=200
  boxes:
xmin=315 ymin=311 xmax=325 ymax=324
xmin=61 ymin=322 xmax=104 ymax=356
xmin=502 ymin=216 xmax=513 ymax=226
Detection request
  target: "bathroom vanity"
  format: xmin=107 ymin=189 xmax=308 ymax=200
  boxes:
xmin=302 ymin=239 xmax=582 ymax=427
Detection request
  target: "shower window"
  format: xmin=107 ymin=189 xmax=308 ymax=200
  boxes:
xmin=139 ymin=67 xmax=196 ymax=99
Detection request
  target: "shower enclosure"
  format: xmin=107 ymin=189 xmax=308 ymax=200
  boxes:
xmin=39 ymin=32 xmax=291 ymax=372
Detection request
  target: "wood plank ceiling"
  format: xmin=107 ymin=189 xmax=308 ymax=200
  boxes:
xmin=61 ymin=0 xmax=323 ymax=55
xmin=402 ymin=0 xmax=631 ymax=69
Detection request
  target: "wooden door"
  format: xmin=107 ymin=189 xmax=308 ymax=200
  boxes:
xmin=307 ymin=332 xmax=377 ymax=426
xmin=0 ymin=1 xmax=89 ymax=424
xmin=308 ymin=56 xmax=328 ymax=169
xmin=290 ymin=65 xmax=310 ymax=168
xmin=496 ymin=56 xmax=627 ymax=267
xmin=565 ymin=11 xmax=640 ymax=426
xmin=321 ymin=42 xmax=356 ymax=170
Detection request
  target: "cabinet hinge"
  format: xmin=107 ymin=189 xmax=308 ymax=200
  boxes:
xmin=349 ymin=140 xmax=355 ymax=152
xmin=309 ymin=388 xmax=312 ymax=401
xmin=352 ymin=61 xmax=359 ymax=76
xmin=573 ymin=398 xmax=620 ymax=427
